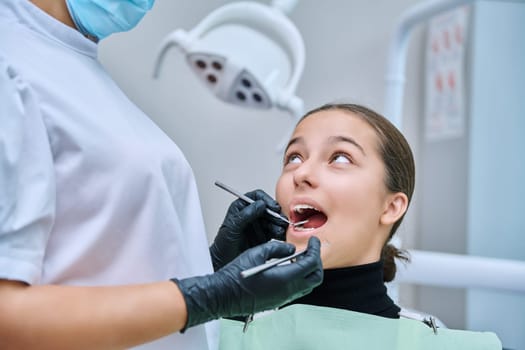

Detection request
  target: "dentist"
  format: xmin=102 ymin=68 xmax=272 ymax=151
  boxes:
xmin=0 ymin=1 xmax=323 ymax=349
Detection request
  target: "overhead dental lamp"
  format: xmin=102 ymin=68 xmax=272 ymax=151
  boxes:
xmin=153 ymin=0 xmax=305 ymax=150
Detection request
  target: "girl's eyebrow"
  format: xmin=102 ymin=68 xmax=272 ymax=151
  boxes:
xmin=284 ymin=136 xmax=304 ymax=153
xmin=285 ymin=135 xmax=365 ymax=156
xmin=328 ymin=135 xmax=366 ymax=155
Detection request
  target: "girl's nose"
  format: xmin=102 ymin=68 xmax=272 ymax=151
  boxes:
xmin=293 ymin=160 xmax=318 ymax=189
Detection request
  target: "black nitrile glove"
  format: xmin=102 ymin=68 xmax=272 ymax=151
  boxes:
xmin=173 ymin=236 xmax=323 ymax=330
xmin=210 ymin=189 xmax=288 ymax=271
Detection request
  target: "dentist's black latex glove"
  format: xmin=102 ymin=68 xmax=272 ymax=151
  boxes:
xmin=173 ymin=237 xmax=323 ymax=331
xmin=210 ymin=189 xmax=289 ymax=271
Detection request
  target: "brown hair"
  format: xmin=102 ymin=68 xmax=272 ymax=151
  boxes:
xmin=301 ymin=103 xmax=415 ymax=282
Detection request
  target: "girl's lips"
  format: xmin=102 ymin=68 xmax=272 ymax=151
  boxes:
xmin=288 ymin=225 xmax=319 ymax=236
xmin=286 ymin=226 xmax=316 ymax=243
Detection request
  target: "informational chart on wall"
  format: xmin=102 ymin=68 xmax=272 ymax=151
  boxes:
xmin=425 ymin=6 xmax=469 ymax=141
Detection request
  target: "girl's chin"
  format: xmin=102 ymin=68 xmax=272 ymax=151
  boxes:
xmin=286 ymin=234 xmax=332 ymax=268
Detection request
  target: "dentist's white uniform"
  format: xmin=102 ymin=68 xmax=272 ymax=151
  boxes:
xmin=0 ymin=1 xmax=218 ymax=349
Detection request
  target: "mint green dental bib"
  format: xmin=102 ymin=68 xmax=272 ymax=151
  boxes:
xmin=219 ymin=304 xmax=501 ymax=350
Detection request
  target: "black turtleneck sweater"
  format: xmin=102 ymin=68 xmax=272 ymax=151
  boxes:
xmin=284 ymin=260 xmax=400 ymax=319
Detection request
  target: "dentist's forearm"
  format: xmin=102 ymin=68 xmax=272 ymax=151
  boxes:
xmin=0 ymin=280 xmax=187 ymax=350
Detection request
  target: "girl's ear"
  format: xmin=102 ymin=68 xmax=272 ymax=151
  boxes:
xmin=380 ymin=192 xmax=408 ymax=226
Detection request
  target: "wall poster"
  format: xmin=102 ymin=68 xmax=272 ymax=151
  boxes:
xmin=425 ymin=6 xmax=470 ymax=141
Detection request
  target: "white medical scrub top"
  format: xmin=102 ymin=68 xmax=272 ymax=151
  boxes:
xmin=0 ymin=1 xmax=218 ymax=349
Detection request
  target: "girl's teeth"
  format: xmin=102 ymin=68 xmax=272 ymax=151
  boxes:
xmin=294 ymin=226 xmax=314 ymax=232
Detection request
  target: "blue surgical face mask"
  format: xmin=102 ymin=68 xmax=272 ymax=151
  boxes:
xmin=65 ymin=0 xmax=155 ymax=41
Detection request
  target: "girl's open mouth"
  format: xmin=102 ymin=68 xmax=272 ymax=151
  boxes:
xmin=290 ymin=204 xmax=327 ymax=231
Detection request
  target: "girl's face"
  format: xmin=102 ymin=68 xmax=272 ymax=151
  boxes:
xmin=276 ymin=110 xmax=400 ymax=269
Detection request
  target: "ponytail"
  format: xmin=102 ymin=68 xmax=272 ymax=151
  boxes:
xmin=381 ymin=244 xmax=410 ymax=282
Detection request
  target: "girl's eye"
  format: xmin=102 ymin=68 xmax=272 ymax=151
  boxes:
xmin=331 ymin=153 xmax=351 ymax=164
xmin=285 ymin=154 xmax=302 ymax=165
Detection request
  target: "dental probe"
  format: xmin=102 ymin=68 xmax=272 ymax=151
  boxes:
xmin=240 ymin=249 xmax=307 ymax=278
xmin=214 ymin=181 xmax=307 ymax=227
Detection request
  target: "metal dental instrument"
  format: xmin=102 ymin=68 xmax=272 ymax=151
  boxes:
xmin=240 ymin=249 xmax=307 ymax=278
xmin=242 ymin=314 xmax=253 ymax=333
xmin=214 ymin=180 xmax=307 ymax=227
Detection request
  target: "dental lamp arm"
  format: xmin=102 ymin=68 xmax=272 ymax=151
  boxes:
xmin=151 ymin=1 xmax=306 ymax=154
xmin=271 ymin=0 xmax=300 ymax=15
xmin=152 ymin=29 xmax=193 ymax=79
